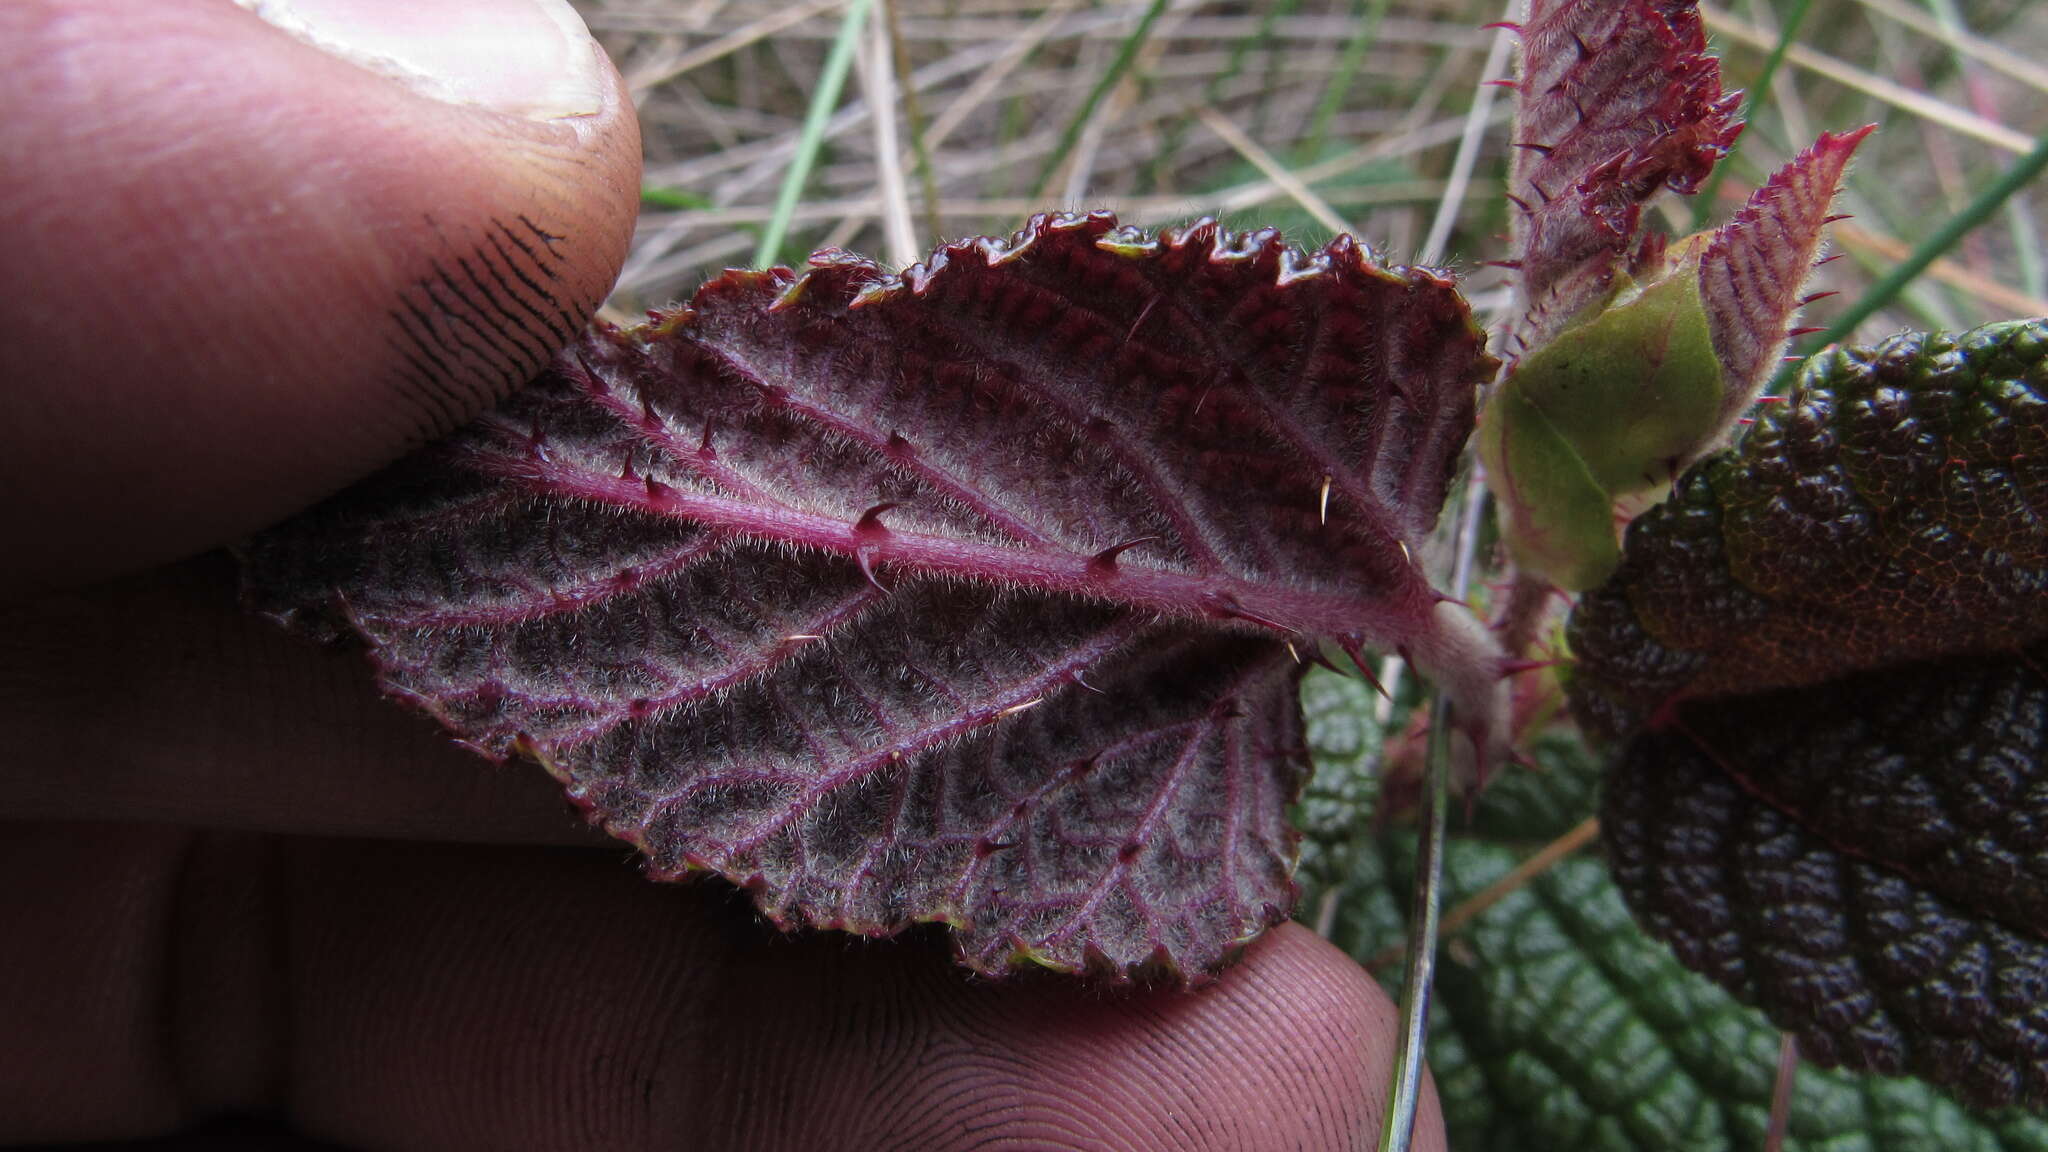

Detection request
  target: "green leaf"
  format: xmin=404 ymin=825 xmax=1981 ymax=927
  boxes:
xmin=1300 ymin=677 xmax=2048 ymax=1150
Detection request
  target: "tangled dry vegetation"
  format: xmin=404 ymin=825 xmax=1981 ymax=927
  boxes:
xmin=575 ymin=0 xmax=2044 ymax=344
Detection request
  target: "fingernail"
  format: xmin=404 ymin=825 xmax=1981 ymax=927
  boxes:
xmin=236 ymin=0 xmax=608 ymax=121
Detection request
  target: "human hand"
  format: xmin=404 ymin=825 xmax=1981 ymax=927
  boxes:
xmin=0 ymin=2 xmax=1443 ymax=1147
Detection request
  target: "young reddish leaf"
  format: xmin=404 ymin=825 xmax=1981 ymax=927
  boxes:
xmin=1570 ymin=320 xmax=2048 ymax=1109
xmin=245 ymin=212 xmax=1505 ymax=984
xmin=1696 ymin=126 xmax=1876 ymax=429
xmin=1479 ymin=129 xmax=1873 ymax=592
xmin=1505 ymin=0 xmax=1741 ymax=356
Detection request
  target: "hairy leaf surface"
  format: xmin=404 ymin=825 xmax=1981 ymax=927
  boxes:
xmin=1695 ymin=127 xmax=1874 ymax=427
xmin=1570 ymin=320 xmax=2048 ymax=1108
xmin=246 ymin=212 xmax=1503 ymax=983
xmin=1505 ymin=0 xmax=1741 ymax=357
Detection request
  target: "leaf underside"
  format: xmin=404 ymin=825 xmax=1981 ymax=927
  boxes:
xmin=1570 ymin=321 xmax=2048 ymax=1109
xmin=245 ymin=211 xmax=1498 ymax=984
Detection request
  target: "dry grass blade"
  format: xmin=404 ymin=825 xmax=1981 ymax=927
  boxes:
xmin=626 ymin=0 xmax=847 ymax=93
xmin=1833 ymin=220 xmax=2048 ymax=318
xmin=1765 ymin=1033 xmax=1801 ymax=1152
xmin=1417 ymin=2 xmax=1515 ymax=266
xmin=857 ymin=0 xmax=919 ymax=267
xmin=1194 ymin=105 xmax=1351 ymax=236
xmin=1366 ymin=815 xmax=1603 ymax=971
xmin=1701 ymin=4 xmax=2034 ymax=155
xmin=1845 ymin=0 xmax=2048 ymax=95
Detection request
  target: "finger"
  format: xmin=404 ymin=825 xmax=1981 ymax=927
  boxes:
xmin=0 ymin=826 xmax=1444 ymax=1151
xmin=0 ymin=0 xmax=640 ymax=591
xmin=0 ymin=555 xmax=598 ymax=845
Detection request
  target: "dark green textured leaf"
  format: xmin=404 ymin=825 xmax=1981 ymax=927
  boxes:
xmin=1604 ymin=651 xmax=2048 ymax=1111
xmin=1570 ymin=320 xmax=2048 ymax=1111
xmin=1299 ymin=680 xmax=2048 ymax=1149
xmin=1571 ymin=320 xmax=2048 ymax=738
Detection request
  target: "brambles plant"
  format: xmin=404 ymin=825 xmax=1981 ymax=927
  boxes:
xmin=244 ymin=0 xmax=2048 ymax=1145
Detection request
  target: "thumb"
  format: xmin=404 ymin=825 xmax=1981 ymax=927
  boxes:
xmin=1 ymin=0 xmax=640 ymax=592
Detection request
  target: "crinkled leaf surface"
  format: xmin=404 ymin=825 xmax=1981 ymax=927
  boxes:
xmin=1298 ymin=671 xmax=2048 ymax=1149
xmin=245 ymin=212 xmax=1502 ymax=984
xmin=1505 ymin=0 xmax=1740 ymax=357
xmin=1570 ymin=320 xmax=2048 ymax=1108
xmin=1571 ymin=320 xmax=2048 ymax=736
xmin=1604 ymin=651 xmax=2048 ymax=1111
xmin=1695 ymin=127 xmax=1874 ymax=427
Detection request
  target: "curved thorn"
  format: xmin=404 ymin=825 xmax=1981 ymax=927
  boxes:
xmin=855 ymin=545 xmax=890 ymax=592
xmin=856 ymin=501 xmax=903 ymax=534
xmin=1088 ymin=535 xmax=1161 ymax=573
xmin=1209 ymin=592 xmax=1291 ymax=633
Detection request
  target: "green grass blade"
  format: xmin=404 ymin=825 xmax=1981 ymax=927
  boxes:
xmin=1922 ymin=0 xmax=2047 ymax=301
xmin=1303 ymin=0 xmax=1391 ymax=163
xmin=1800 ymin=130 xmax=2048 ymax=357
xmin=640 ymin=186 xmax=714 ymax=211
xmin=1147 ymin=0 xmax=1298 ymax=193
xmin=756 ymin=0 xmax=875 ymax=269
xmin=1692 ymin=0 xmax=1815 ymax=229
xmin=1033 ymin=0 xmax=1172 ymax=201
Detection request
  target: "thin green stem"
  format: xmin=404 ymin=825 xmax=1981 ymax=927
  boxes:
xmin=756 ymin=0 xmax=875 ymax=269
xmin=1377 ymin=691 xmax=1449 ymax=1152
xmin=1692 ymin=0 xmax=1815 ymax=229
xmin=1796 ymin=130 xmax=2048 ymax=362
xmin=1033 ymin=0 xmax=1171 ymax=201
xmin=1377 ymin=477 xmax=1487 ymax=1152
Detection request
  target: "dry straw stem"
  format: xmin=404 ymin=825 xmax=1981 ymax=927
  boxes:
xmin=593 ymin=0 xmax=2040 ymax=407
xmin=1365 ymin=815 xmax=1603 ymax=972
xmin=1701 ymin=4 xmax=2032 ymax=155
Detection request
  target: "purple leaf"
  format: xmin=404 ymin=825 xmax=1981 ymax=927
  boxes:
xmin=245 ymin=212 xmax=1505 ymax=984
xmin=1505 ymin=0 xmax=1742 ymax=356
xmin=1696 ymin=126 xmax=1874 ymax=429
